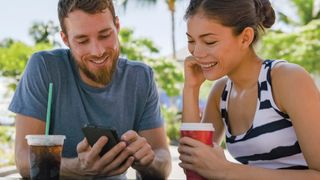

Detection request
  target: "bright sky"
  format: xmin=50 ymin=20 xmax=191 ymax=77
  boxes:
xmin=0 ymin=0 xmax=189 ymax=56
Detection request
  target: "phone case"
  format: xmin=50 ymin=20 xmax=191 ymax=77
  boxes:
xmin=82 ymin=125 xmax=120 ymax=156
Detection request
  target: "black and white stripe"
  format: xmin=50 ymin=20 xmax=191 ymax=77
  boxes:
xmin=220 ymin=60 xmax=308 ymax=169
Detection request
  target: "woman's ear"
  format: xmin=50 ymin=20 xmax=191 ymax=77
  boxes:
xmin=240 ymin=27 xmax=254 ymax=48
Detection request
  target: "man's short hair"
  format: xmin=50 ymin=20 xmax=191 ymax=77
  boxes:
xmin=58 ymin=0 xmax=116 ymax=33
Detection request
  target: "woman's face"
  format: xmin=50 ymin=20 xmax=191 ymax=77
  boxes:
xmin=187 ymin=13 xmax=245 ymax=80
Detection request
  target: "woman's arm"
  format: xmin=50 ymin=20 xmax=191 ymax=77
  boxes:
xmin=271 ymin=63 xmax=320 ymax=176
xmin=223 ymin=63 xmax=320 ymax=179
xmin=179 ymin=63 xmax=320 ymax=180
xmin=222 ymin=63 xmax=320 ymax=179
xmin=202 ymin=77 xmax=227 ymax=144
xmin=182 ymin=56 xmax=206 ymax=122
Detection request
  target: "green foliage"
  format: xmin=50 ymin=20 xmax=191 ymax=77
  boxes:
xmin=29 ymin=20 xmax=60 ymax=46
xmin=259 ymin=20 xmax=320 ymax=73
xmin=119 ymin=28 xmax=183 ymax=97
xmin=0 ymin=41 xmax=52 ymax=91
xmin=0 ymin=126 xmax=15 ymax=167
xmin=119 ymin=28 xmax=159 ymax=60
xmin=162 ymin=106 xmax=181 ymax=144
xmin=276 ymin=0 xmax=320 ymax=26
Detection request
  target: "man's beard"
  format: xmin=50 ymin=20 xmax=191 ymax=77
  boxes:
xmin=79 ymin=61 xmax=116 ymax=85
xmin=74 ymin=50 xmax=119 ymax=86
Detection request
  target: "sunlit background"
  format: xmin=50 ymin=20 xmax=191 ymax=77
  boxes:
xmin=0 ymin=0 xmax=319 ymax=178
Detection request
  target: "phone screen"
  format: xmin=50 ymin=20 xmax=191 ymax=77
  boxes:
xmin=82 ymin=125 xmax=120 ymax=156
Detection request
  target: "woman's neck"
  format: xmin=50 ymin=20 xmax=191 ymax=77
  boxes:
xmin=228 ymin=51 xmax=263 ymax=90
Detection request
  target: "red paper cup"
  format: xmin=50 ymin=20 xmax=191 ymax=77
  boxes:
xmin=180 ymin=123 xmax=215 ymax=180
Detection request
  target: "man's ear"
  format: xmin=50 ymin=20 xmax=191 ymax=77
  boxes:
xmin=60 ymin=31 xmax=70 ymax=47
xmin=240 ymin=27 xmax=254 ymax=48
xmin=115 ymin=16 xmax=120 ymax=33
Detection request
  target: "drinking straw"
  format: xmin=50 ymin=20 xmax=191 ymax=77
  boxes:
xmin=45 ymin=83 xmax=53 ymax=135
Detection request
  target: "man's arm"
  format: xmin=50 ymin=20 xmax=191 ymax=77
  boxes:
xmin=122 ymin=127 xmax=171 ymax=179
xmin=15 ymin=114 xmax=45 ymax=178
xmin=16 ymin=114 xmax=131 ymax=178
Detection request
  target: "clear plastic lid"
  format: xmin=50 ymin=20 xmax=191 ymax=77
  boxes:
xmin=25 ymin=135 xmax=66 ymax=146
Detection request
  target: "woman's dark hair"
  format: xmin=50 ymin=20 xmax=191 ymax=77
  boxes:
xmin=184 ymin=0 xmax=275 ymax=44
xmin=58 ymin=0 xmax=116 ymax=33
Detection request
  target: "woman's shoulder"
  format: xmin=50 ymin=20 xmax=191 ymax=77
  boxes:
xmin=271 ymin=61 xmax=311 ymax=84
xmin=271 ymin=61 xmax=316 ymax=111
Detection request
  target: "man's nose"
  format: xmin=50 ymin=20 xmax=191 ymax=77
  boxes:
xmin=91 ymin=41 xmax=105 ymax=57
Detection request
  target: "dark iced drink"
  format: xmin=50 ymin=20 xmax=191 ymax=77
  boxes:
xmin=26 ymin=135 xmax=65 ymax=180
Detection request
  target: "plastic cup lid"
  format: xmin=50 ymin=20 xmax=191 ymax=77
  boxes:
xmin=25 ymin=135 xmax=66 ymax=146
xmin=180 ymin=123 xmax=215 ymax=131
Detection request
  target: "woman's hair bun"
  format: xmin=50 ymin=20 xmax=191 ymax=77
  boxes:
xmin=255 ymin=0 xmax=276 ymax=28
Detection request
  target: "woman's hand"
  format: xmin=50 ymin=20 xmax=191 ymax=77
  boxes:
xmin=184 ymin=56 xmax=206 ymax=89
xmin=178 ymin=137 xmax=230 ymax=179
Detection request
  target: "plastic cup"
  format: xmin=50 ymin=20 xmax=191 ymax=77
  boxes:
xmin=180 ymin=123 xmax=215 ymax=180
xmin=25 ymin=135 xmax=66 ymax=180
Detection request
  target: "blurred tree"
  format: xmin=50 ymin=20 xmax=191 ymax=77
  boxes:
xmin=0 ymin=41 xmax=52 ymax=91
xmin=119 ymin=27 xmax=183 ymax=96
xmin=0 ymin=22 xmax=183 ymax=97
xmin=29 ymin=20 xmax=60 ymax=46
xmin=277 ymin=0 xmax=320 ymax=26
xmin=259 ymin=20 xmax=320 ymax=73
xmin=119 ymin=0 xmax=182 ymax=59
xmin=0 ymin=38 xmax=15 ymax=48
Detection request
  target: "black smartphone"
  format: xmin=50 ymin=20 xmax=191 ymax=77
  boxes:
xmin=82 ymin=124 xmax=120 ymax=157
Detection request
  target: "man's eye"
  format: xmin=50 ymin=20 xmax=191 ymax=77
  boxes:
xmin=100 ymin=34 xmax=110 ymax=39
xmin=78 ymin=40 xmax=88 ymax=44
xmin=187 ymin=40 xmax=195 ymax=44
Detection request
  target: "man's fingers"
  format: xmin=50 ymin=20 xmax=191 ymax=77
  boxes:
xmin=77 ymin=138 xmax=90 ymax=153
xmin=135 ymin=151 xmax=155 ymax=167
xmin=99 ymin=141 xmax=127 ymax=166
xmin=106 ymin=156 xmax=135 ymax=177
xmin=131 ymin=143 xmax=152 ymax=161
xmin=121 ymin=130 xmax=138 ymax=143
xmin=86 ymin=136 xmax=108 ymax=160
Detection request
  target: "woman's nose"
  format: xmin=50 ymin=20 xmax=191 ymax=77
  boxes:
xmin=192 ymin=43 xmax=207 ymax=59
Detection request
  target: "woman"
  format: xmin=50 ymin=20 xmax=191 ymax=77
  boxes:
xmin=178 ymin=0 xmax=320 ymax=179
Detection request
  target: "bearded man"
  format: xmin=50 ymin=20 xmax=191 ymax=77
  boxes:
xmin=9 ymin=0 xmax=171 ymax=179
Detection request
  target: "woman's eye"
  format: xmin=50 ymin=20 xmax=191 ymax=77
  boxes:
xmin=206 ymin=41 xmax=217 ymax=45
xmin=187 ymin=40 xmax=195 ymax=44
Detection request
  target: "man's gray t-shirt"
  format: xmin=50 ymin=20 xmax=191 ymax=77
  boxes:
xmin=9 ymin=49 xmax=163 ymax=158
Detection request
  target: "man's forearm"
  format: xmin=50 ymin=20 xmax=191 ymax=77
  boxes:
xmin=134 ymin=149 xmax=171 ymax=179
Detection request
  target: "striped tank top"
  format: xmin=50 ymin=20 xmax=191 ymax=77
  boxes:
xmin=220 ymin=60 xmax=308 ymax=169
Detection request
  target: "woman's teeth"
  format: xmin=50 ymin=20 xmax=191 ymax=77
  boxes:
xmin=200 ymin=62 xmax=217 ymax=68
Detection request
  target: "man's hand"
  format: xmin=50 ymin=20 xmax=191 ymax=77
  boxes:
xmin=76 ymin=136 xmax=134 ymax=177
xmin=121 ymin=130 xmax=155 ymax=169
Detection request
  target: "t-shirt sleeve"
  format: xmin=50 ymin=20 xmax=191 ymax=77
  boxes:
xmin=136 ymin=67 xmax=164 ymax=131
xmin=8 ymin=52 xmax=51 ymax=121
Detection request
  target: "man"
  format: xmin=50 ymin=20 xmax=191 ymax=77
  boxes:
xmin=9 ymin=0 xmax=171 ymax=179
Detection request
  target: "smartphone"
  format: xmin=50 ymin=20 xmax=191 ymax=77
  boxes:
xmin=82 ymin=124 xmax=120 ymax=157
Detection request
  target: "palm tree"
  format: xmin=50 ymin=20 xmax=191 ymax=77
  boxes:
xmin=119 ymin=0 xmax=180 ymax=59
xmin=276 ymin=0 xmax=320 ymax=26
